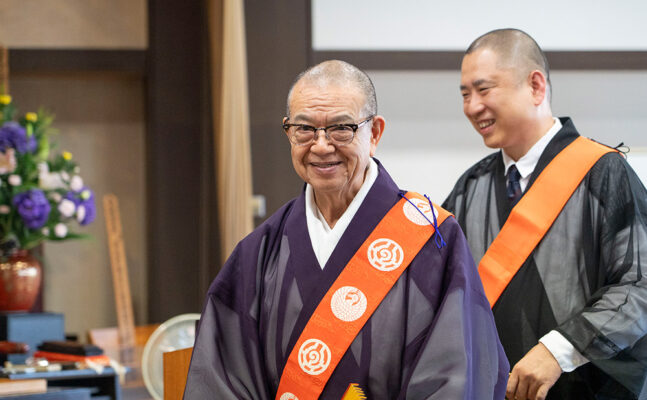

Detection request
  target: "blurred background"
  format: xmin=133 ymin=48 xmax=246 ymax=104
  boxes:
xmin=1 ymin=0 xmax=645 ymax=341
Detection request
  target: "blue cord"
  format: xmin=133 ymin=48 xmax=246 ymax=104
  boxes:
xmin=398 ymin=192 xmax=446 ymax=249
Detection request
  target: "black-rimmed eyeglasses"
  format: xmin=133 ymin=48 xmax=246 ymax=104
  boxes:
xmin=282 ymin=116 xmax=374 ymax=146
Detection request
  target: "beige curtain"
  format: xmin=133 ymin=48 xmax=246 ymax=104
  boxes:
xmin=208 ymin=0 xmax=254 ymax=262
xmin=0 ymin=45 xmax=8 ymax=94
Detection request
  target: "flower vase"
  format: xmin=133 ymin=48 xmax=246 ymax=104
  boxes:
xmin=0 ymin=250 xmax=42 ymax=312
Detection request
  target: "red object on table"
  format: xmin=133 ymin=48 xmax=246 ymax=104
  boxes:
xmin=32 ymin=350 xmax=112 ymax=366
xmin=0 ymin=341 xmax=29 ymax=354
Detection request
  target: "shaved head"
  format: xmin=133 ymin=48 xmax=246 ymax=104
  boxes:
xmin=466 ymin=28 xmax=551 ymax=98
xmin=286 ymin=60 xmax=377 ymax=117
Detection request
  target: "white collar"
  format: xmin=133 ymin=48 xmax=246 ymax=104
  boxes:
xmin=305 ymin=159 xmax=379 ymax=268
xmin=502 ymin=117 xmax=562 ymax=179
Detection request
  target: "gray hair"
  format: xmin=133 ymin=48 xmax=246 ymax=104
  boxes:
xmin=286 ymin=60 xmax=377 ymax=117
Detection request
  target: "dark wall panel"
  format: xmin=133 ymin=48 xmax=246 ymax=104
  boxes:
xmin=245 ymin=0 xmax=309 ymax=219
xmin=147 ymin=0 xmax=215 ymax=322
xmin=312 ymin=50 xmax=647 ymax=71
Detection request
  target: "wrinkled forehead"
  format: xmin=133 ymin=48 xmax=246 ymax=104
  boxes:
xmin=288 ymin=81 xmax=367 ymax=118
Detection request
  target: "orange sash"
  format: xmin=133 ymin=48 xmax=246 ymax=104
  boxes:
xmin=479 ymin=136 xmax=615 ymax=307
xmin=276 ymin=192 xmax=451 ymax=400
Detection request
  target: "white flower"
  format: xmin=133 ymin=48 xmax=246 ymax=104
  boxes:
xmin=37 ymin=162 xmax=49 ymax=174
xmin=54 ymin=223 xmax=68 ymax=238
xmin=0 ymin=149 xmax=17 ymax=174
xmin=58 ymin=199 xmax=76 ymax=217
xmin=41 ymin=227 xmax=50 ymax=236
xmin=61 ymin=171 xmax=70 ymax=181
xmin=70 ymin=175 xmax=84 ymax=192
xmin=76 ymin=205 xmax=86 ymax=224
xmin=49 ymin=192 xmax=62 ymax=203
xmin=8 ymin=174 xmax=21 ymax=186
xmin=0 ymin=205 xmax=10 ymax=214
xmin=40 ymin=173 xmax=66 ymax=190
xmin=39 ymin=164 xmax=66 ymax=190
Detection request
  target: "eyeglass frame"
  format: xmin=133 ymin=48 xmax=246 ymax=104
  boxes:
xmin=282 ymin=115 xmax=375 ymax=146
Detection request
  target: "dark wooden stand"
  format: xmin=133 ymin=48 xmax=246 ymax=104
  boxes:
xmin=1 ymin=368 xmax=121 ymax=400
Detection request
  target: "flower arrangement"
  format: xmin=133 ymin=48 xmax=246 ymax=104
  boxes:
xmin=0 ymin=94 xmax=96 ymax=258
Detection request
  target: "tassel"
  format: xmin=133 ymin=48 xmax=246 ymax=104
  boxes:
xmin=424 ymin=194 xmax=447 ymax=249
xmin=341 ymin=383 xmax=367 ymax=400
xmin=398 ymin=192 xmax=446 ymax=249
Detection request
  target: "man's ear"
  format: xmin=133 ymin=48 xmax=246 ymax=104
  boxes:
xmin=369 ymin=116 xmax=386 ymax=157
xmin=529 ymin=70 xmax=548 ymax=106
xmin=282 ymin=117 xmax=290 ymax=140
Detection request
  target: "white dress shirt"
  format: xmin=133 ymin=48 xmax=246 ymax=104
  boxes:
xmin=501 ymin=118 xmax=562 ymax=191
xmin=502 ymin=118 xmax=589 ymax=372
xmin=305 ymin=159 xmax=378 ymax=268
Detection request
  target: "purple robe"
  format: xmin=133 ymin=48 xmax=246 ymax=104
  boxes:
xmin=184 ymin=161 xmax=509 ymax=399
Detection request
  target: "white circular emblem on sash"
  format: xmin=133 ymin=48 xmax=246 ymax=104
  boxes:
xmin=403 ymin=197 xmax=437 ymax=226
xmin=330 ymin=286 xmax=367 ymax=322
xmin=298 ymin=339 xmax=331 ymax=375
xmin=279 ymin=393 xmax=298 ymax=400
xmin=367 ymin=238 xmax=404 ymax=272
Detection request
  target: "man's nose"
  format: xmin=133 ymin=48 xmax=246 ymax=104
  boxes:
xmin=464 ymin=95 xmax=485 ymax=117
xmin=310 ymin=130 xmax=334 ymax=152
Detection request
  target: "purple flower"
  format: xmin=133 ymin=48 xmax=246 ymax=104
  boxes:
xmin=12 ymin=189 xmax=51 ymax=229
xmin=65 ymin=187 xmax=96 ymax=225
xmin=0 ymin=122 xmax=37 ymax=154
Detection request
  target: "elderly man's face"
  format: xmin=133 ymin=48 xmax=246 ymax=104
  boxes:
xmin=286 ymin=82 xmax=379 ymax=200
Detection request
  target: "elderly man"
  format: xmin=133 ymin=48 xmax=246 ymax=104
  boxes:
xmin=444 ymin=29 xmax=647 ymax=400
xmin=184 ymin=60 xmax=508 ymax=399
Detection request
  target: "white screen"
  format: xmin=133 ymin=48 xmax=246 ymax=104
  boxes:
xmin=313 ymin=1 xmax=647 ymax=51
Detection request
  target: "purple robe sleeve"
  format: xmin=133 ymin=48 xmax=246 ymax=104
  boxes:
xmin=402 ymin=219 xmax=509 ymax=399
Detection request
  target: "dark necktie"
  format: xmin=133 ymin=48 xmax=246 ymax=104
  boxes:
xmin=507 ymin=165 xmax=522 ymax=203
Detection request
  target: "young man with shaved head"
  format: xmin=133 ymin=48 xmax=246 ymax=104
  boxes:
xmin=444 ymin=28 xmax=647 ymax=400
xmin=184 ymin=60 xmax=508 ymax=399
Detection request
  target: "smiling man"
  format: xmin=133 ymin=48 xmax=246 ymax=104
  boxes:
xmin=443 ymin=29 xmax=647 ymax=400
xmin=184 ymin=60 xmax=508 ymax=399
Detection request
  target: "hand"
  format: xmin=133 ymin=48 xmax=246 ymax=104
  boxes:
xmin=506 ymin=343 xmax=562 ymax=400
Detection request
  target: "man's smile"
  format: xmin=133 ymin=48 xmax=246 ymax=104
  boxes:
xmin=310 ymin=161 xmax=342 ymax=172
xmin=477 ymin=119 xmax=495 ymax=129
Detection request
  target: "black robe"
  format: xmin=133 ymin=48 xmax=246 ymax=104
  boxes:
xmin=443 ymin=117 xmax=647 ymax=399
xmin=184 ymin=161 xmax=509 ymax=399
